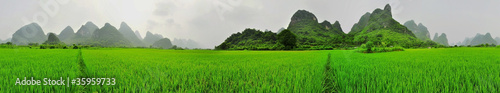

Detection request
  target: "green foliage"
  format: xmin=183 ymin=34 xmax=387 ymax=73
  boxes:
xmin=287 ymin=10 xmax=344 ymax=45
xmin=216 ymin=28 xmax=278 ymax=50
xmin=354 ymin=30 xmax=420 ymax=48
xmin=334 ymin=48 xmax=500 ymax=92
xmin=277 ymin=29 xmax=297 ymax=50
xmin=0 ymin=42 xmax=15 ymax=48
xmin=365 ymin=41 xmax=374 ymax=52
xmin=349 ymin=4 xmax=428 ymax=50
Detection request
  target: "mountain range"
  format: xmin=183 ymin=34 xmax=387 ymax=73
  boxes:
xmin=432 ymin=33 xmax=449 ymax=46
xmin=143 ymin=31 xmax=164 ymax=46
xmin=11 ymin=23 xmax=47 ymax=45
xmin=172 ymin=38 xmax=201 ymax=49
xmin=287 ymin=10 xmax=344 ymax=45
xmin=349 ymin=4 xmax=425 ymax=48
xmin=216 ymin=4 xmax=445 ymax=50
xmin=119 ymin=22 xmax=146 ymax=46
xmin=7 ymin=22 xmax=204 ymax=49
xmin=458 ymin=33 xmax=497 ymax=46
xmin=404 ymin=20 xmax=431 ymax=41
xmin=496 ymin=37 xmax=500 ymax=44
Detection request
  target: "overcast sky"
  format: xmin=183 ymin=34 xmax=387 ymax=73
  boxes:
xmin=1 ymin=0 xmax=499 ymax=48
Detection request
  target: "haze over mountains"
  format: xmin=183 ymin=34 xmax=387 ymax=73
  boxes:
xmin=404 ymin=20 xmax=431 ymax=41
xmin=8 ymin=22 xmax=202 ymax=49
xmin=11 ymin=23 xmax=47 ymax=45
xmin=457 ymin=33 xmax=498 ymax=46
xmin=432 ymin=33 xmax=449 ymax=46
xmin=1 ymin=1 xmax=500 ymax=48
xmin=2 ymin=1 xmax=500 ymax=48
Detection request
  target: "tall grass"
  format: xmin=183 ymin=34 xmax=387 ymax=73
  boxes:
xmin=0 ymin=49 xmax=84 ymax=92
xmin=82 ymin=49 xmax=327 ymax=92
xmin=331 ymin=48 xmax=500 ymax=92
xmin=1 ymin=48 xmax=498 ymax=92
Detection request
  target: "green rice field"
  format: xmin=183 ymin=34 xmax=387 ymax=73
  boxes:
xmin=0 ymin=48 xmax=499 ymax=92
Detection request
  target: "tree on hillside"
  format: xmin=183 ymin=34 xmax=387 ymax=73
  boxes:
xmin=365 ymin=41 xmax=374 ymax=53
xmin=277 ymin=29 xmax=297 ymax=50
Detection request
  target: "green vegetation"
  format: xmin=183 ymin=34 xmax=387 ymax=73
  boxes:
xmin=287 ymin=10 xmax=344 ymax=45
xmin=217 ymin=4 xmax=445 ymax=51
xmin=80 ymin=49 xmax=328 ymax=92
xmin=1 ymin=48 xmax=499 ymax=92
xmin=277 ymin=29 xmax=297 ymax=50
xmin=350 ymin=4 xmax=419 ymax=48
xmin=331 ymin=48 xmax=500 ymax=92
xmin=216 ymin=28 xmax=279 ymax=50
xmin=0 ymin=49 xmax=83 ymax=92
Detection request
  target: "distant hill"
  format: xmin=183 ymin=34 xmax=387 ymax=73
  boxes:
xmin=459 ymin=38 xmax=472 ymax=46
xmin=11 ymin=23 xmax=47 ymax=45
xmin=75 ymin=21 xmax=98 ymax=37
xmin=432 ymin=33 xmax=449 ymax=46
xmin=118 ymin=22 xmax=145 ymax=46
xmin=469 ymin=33 xmax=497 ymax=45
xmin=349 ymin=4 xmax=420 ymax=48
xmin=495 ymin=37 xmax=500 ymax=44
xmin=68 ymin=21 xmax=99 ymax=44
xmin=135 ymin=30 xmax=142 ymax=40
xmin=286 ymin=10 xmax=344 ymax=45
xmin=332 ymin=21 xmax=344 ymax=34
xmin=92 ymin=23 xmax=131 ymax=47
xmin=58 ymin=26 xmax=74 ymax=41
xmin=152 ymin=38 xmax=173 ymax=49
xmin=404 ymin=20 xmax=431 ymax=41
xmin=172 ymin=38 xmax=201 ymax=49
xmin=0 ymin=38 xmax=11 ymax=43
xmin=143 ymin=31 xmax=164 ymax=46
xmin=216 ymin=28 xmax=277 ymax=50
xmin=43 ymin=33 xmax=63 ymax=45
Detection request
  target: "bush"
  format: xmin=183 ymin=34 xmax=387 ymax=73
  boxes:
xmin=277 ymin=29 xmax=297 ymax=50
xmin=356 ymin=45 xmax=404 ymax=53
